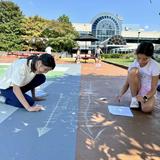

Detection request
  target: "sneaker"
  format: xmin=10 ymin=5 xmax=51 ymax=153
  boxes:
xmin=0 ymin=95 xmax=6 ymax=103
xmin=130 ymin=97 xmax=139 ymax=108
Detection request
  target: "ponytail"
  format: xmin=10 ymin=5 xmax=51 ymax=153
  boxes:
xmin=27 ymin=55 xmax=39 ymax=72
xmin=27 ymin=54 xmax=56 ymax=72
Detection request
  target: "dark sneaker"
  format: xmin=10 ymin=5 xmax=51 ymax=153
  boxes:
xmin=157 ymin=84 xmax=160 ymax=92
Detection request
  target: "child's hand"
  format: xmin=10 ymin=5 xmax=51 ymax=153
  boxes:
xmin=116 ymin=95 xmax=122 ymax=102
xmin=27 ymin=105 xmax=45 ymax=112
xmin=136 ymin=95 xmax=143 ymax=103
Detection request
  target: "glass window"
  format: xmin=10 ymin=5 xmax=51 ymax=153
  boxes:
xmin=92 ymin=14 xmax=121 ymax=42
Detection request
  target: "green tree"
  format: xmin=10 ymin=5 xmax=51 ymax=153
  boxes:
xmin=48 ymin=34 xmax=77 ymax=52
xmin=22 ymin=16 xmax=49 ymax=51
xmin=0 ymin=1 xmax=79 ymax=52
xmin=42 ymin=16 xmax=79 ymax=52
xmin=41 ymin=20 xmax=65 ymax=38
xmin=57 ymin=14 xmax=72 ymax=25
xmin=0 ymin=1 xmax=24 ymax=51
xmin=22 ymin=16 xmax=78 ymax=51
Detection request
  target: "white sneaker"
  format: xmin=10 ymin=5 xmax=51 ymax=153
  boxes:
xmin=130 ymin=97 xmax=139 ymax=108
xmin=0 ymin=96 xmax=6 ymax=103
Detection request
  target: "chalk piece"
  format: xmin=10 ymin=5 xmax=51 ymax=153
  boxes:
xmin=99 ymin=97 xmax=107 ymax=101
xmin=22 ymin=122 xmax=29 ymax=126
xmin=96 ymin=97 xmax=108 ymax=104
xmin=35 ymin=104 xmax=46 ymax=111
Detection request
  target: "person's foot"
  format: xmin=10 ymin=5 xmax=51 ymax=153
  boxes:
xmin=0 ymin=95 xmax=6 ymax=103
xmin=130 ymin=97 xmax=139 ymax=108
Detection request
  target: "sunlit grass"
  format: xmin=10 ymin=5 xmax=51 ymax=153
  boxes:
xmin=45 ymin=71 xmax=64 ymax=78
xmin=0 ymin=65 xmax=9 ymax=77
xmin=103 ymin=58 xmax=134 ymax=67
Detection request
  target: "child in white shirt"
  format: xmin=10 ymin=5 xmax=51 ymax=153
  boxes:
xmin=0 ymin=54 xmax=56 ymax=112
xmin=117 ymin=42 xmax=159 ymax=113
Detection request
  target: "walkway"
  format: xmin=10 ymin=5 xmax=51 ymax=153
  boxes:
xmin=77 ymin=62 xmax=160 ymax=160
xmin=0 ymin=61 xmax=159 ymax=160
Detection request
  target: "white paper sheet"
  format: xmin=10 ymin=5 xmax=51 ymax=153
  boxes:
xmin=108 ymin=105 xmax=133 ymax=117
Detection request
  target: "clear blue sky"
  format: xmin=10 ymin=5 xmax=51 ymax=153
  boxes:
xmin=11 ymin=0 xmax=160 ymax=31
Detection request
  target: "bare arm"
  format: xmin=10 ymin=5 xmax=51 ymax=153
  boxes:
xmin=13 ymin=85 xmax=31 ymax=110
xmin=100 ymin=49 xmax=104 ymax=54
xmin=116 ymin=78 xmax=129 ymax=102
xmin=136 ymin=75 xmax=159 ymax=103
xmin=146 ymin=76 xmax=159 ymax=98
xmin=13 ymin=85 xmax=43 ymax=111
xmin=119 ymin=79 xmax=129 ymax=97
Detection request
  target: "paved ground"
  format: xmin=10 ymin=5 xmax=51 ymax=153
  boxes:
xmin=0 ymin=64 xmax=81 ymax=160
xmin=77 ymin=62 xmax=160 ymax=160
xmin=0 ymin=59 xmax=160 ymax=160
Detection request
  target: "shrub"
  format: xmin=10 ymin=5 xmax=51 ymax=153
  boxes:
xmin=101 ymin=53 xmax=124 ymax=59
xmin=101 ymin=53 xmax=136 ymax=59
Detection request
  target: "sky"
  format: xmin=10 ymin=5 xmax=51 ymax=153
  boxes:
xmin=11 ymin=0 xmax=160 ymax=31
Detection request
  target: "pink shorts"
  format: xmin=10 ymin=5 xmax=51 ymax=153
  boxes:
xmin=138 ymin=86 xmax=150 ymax=96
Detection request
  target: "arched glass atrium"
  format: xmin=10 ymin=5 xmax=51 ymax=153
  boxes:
xmin=91 ymin=13 xmax=122 ymax=44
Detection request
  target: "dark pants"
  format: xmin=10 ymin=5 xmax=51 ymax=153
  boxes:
xmin=157 ymin=84 xmax=160 ymax=92
xmin=0 ymin=74 xmax=46 ymax=108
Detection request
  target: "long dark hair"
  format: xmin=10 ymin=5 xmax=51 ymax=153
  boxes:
xmin=136 ymin=41 xmax=154 ymax=58
xmin=27 ymin=54 xmax=56 ymax=72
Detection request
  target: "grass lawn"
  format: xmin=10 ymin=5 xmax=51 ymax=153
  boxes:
xmin=0 ymin=65 xmax=9 ymax=76
xmin=45 ymin=71 xmax=64 ymax=78
xmin=103 ymin=58 xmax=160 ymax=67
xmin=103 ymin=58 xmax=134 ymax=67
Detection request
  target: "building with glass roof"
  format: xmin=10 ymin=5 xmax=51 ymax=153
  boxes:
xmin=73 ymin=12 xmax=160 ymax=52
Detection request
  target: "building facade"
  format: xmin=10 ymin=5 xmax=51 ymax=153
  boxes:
xmin=91 ymin=13 xmax=122 ymax=43
xmin=73 ymin=12 xmax=160 ymax=51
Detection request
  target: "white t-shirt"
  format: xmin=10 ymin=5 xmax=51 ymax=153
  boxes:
xmin=95 ymin=48 xmax=102 ymax=55
xmin=77 ymin=49 xmax=80 ymax=56
xmin=45 ymin=46 xmax=52 ymax=54
xmin=128 ymin=58 xmax=160 ymax=96
xmin=88 ymin=50 xmax=91 ymax=55
xmin=0 ymin=59 xmax=36 ymax=89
